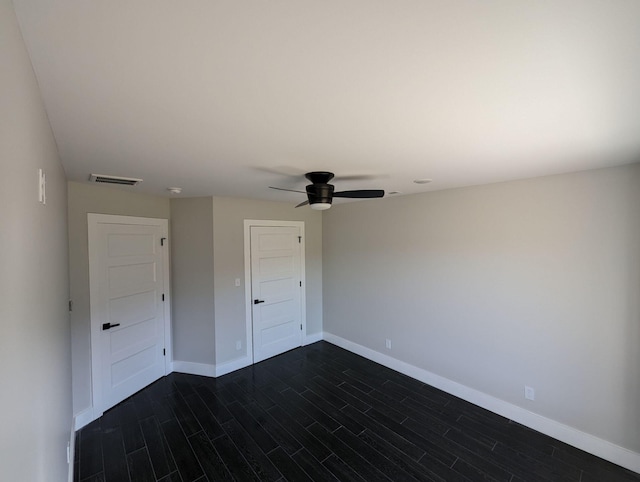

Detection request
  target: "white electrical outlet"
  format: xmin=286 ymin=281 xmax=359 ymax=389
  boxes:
xmin=385 ymin=339 xmax=392 ymax=350
xmin=236 ymin=340 xmax=242 ymax=350
xmin=235 ymin=278 xmax=241 ymax=287
xmin=524 ymin=386 xmax=535 ymax=401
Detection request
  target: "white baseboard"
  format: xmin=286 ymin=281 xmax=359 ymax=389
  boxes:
xmin=68 ymin=417 xmax=76 ymax=482
xmin=172 ymin=337 xmax=323 ymax=379
xmin=73 ymin=407 xmax=94 ymax=431
xmin=323 ymin=332 xmax=640 ymax=475
xmin=215 ymin=355 xmax=252 ymax=377
xmin=172 ymin=360 xmax=217 ymax=377
xmin=304 ymin=332 xmax=323 ymax=345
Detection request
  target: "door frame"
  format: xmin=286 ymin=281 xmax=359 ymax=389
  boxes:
xmin=243 ymin=220 xmax=306 ymax=365
xmin=88 ymin=213 xmax=172 ymax=421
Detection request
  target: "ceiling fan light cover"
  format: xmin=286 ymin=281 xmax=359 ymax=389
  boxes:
xmin=310 ymin=202 xmax=332 ymax=211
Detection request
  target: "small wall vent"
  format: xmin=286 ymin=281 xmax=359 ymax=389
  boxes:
xmin=89 ymin=174 xmax=143 ymax=186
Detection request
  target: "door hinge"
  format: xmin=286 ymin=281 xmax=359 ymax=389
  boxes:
xmin=298 ymin=236 xmax=302 ymax=243
xmin=163 ymin=348 xmax=166 ymax=356
xmin=68 ymin=300 xmax=73 ymax=312
xmin=299 ymin=281 xmax=302 ymax=287
xmin=161 ymin=237 xmax=167 ymax=246
xmin=162 ymin=294 xmax=165 ymax=301
xmin=300 ymin=324 xmax=302 ymax=330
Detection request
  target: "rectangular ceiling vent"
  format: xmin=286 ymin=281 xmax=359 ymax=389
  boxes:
xmin=89 ymin=174 xmax=143 ymax=186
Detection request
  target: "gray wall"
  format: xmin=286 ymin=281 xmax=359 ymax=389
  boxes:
xmin=68 ymin=181 xmax=170 ymax=413
xmin=170 ymin=198 xmax=215 ymax=364
xmin=211 ymin=196 xmax=323 ymax=365
xmin=323 ymin=164 xmax=640 ymax=453
xmin=169 ymin=196 xmax=322 ymax=368
xmin=0 ymin=1 xmax=72 ymax=480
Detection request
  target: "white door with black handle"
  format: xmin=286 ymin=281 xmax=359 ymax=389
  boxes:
xmin=250 ymin=225 xmax=303 ymax=363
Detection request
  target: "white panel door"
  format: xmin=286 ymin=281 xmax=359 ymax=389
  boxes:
xmin=251 ymin=226 xmax=302 ymax=363
xmin=89 ymin=215 xmax=169 ymax=415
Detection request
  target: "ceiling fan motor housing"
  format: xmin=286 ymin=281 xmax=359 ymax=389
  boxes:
xmin=305 ymin=171 xmax=335 ymax=184
xmin=307 ymin=183 xmax=334 ymax=205
xmin=269 ymin=171 xmax=383 ymax=209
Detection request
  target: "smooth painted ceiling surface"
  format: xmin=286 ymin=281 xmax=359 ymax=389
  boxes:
xmin=12 ymin=0 xmax=640 ymax=202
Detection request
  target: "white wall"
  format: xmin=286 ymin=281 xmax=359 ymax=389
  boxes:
xmin=67 ymin=181 xmax=170 ymax=414
xmin=170 ymin=197 xmax=215 ymax=365
xmin=0 ymin=1 xmax=72 ymax=480
xmin=323 ymin=164 xmax=640 ymax=454
xmin=211 ymin=196 xmax=323 ymax=365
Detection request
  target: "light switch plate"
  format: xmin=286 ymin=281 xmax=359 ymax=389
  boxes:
xmin=38 ymin=169 xmax=46 ymax=204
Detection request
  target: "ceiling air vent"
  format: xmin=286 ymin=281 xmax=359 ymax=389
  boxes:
xmin=89 ymin=174 xmax=143 ymax=186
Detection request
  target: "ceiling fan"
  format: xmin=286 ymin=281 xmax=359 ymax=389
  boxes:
xmin=270 ymin=171 xmax=384 ymax=210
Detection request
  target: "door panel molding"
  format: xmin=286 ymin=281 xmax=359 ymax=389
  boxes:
xmin=88 ymin=214 xmax=171 ymax=422
xmin=243 ymin=220 xmax=306 ymax=365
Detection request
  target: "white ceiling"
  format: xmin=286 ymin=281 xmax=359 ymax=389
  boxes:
xmin=13 ymin=0 xmax=640 ymax=205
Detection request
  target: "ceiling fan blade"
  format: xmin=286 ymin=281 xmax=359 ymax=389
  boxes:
xmin=253 ymin=165 xmax=307 ymax=178
xmin=295 ymin=200 xmax=310 ymax=208
xmin=269 ymin=186 xmax=307 ymax=194
xmin=335 ymin=174 xmax=379 ymax=181
xmin=333 ymin=189 xmax=385 ymax=198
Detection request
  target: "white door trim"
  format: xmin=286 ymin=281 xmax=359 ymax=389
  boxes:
xmin=243 ymin=220 xmax=306 ymax=365
xmin=88 ymin=213 xmax=172 ymax=421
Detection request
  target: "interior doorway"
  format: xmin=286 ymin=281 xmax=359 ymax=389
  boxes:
xmin=88 ymin=214 xmax=172 ymax=419
xmin=244 ymin=220 xmax=306 ymax=364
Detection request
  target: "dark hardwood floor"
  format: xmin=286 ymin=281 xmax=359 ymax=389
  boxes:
xmin=75 ymin=341 xmax=640 ymax=481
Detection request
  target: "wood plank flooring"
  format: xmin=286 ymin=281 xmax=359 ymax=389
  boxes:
xmin=74 ymin=341 xmax=640 ymax=481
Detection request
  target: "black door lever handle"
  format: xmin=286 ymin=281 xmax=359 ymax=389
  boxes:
xmin=102 ymin=322 xmax=121 ymax=330
xmin=254 ymin=299 xmax=265 ymax=304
